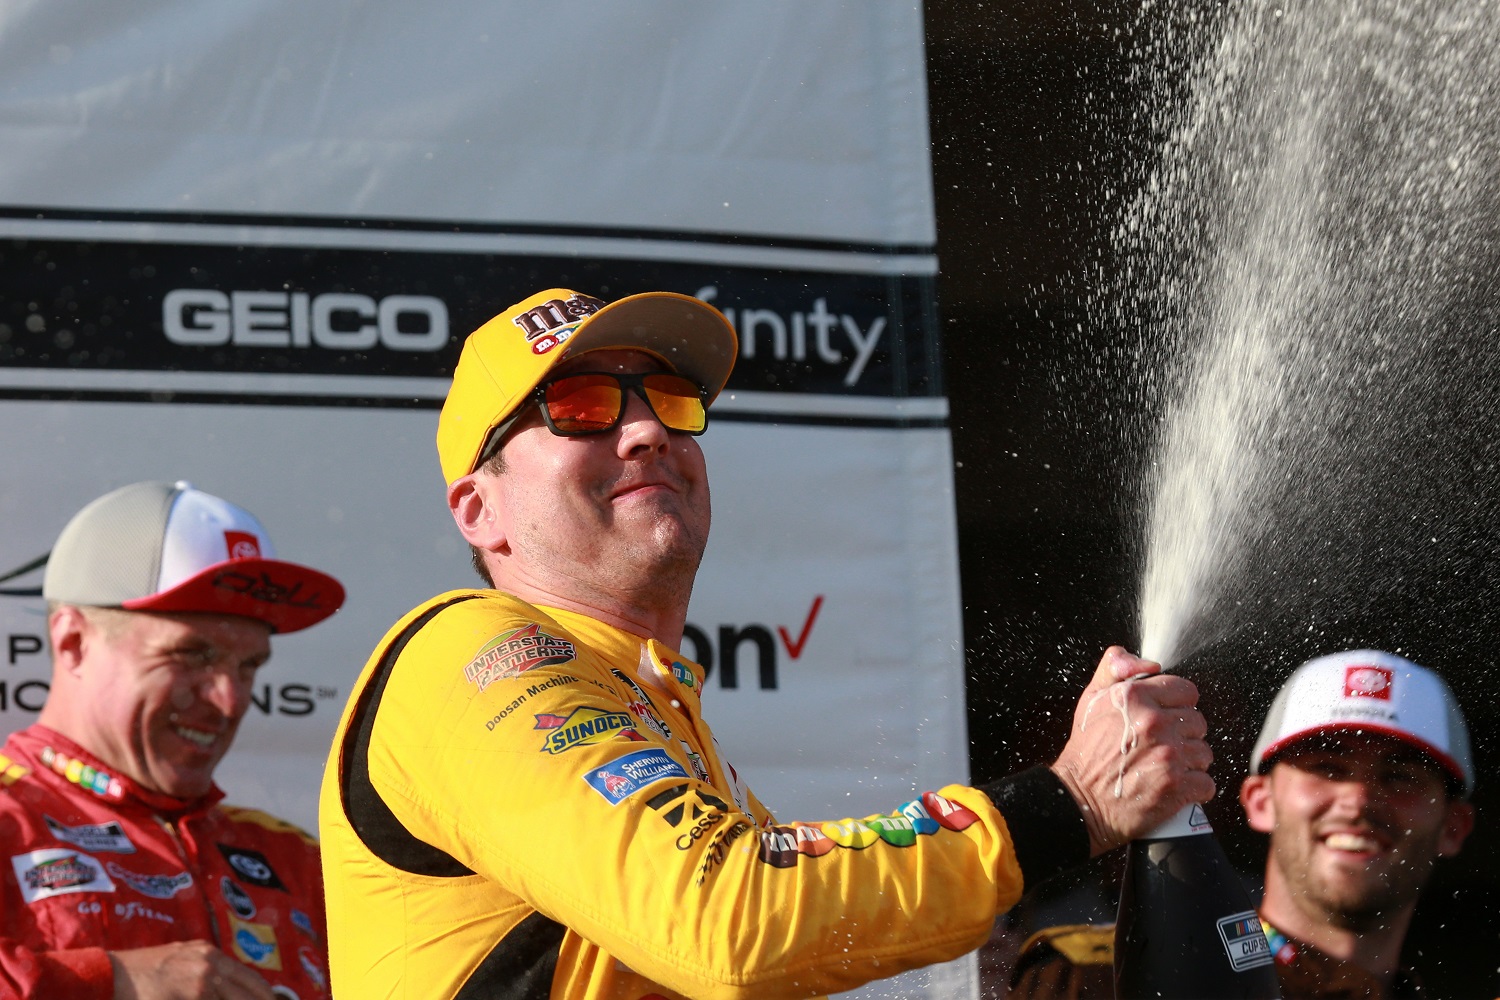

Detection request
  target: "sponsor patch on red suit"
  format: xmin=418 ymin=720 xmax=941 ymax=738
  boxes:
xmin=12 ymin=848 xmax=116 ymax=902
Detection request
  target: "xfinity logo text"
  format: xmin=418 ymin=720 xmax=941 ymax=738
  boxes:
xmin=163 ymin=290 xmax=449 ymax=352
xmin=696 ymin=286 xmax=885 ymax=387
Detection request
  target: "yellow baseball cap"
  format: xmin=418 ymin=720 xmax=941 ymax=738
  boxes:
xmin=436 ymin=288 xmax=738 ymax=484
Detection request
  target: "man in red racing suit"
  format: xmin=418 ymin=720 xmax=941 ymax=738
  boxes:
xmin=0 ymin=480 xmax=345 ymax=999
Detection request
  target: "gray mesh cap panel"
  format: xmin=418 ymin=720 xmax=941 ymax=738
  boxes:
xmin=42 ymin=481 xmax=180 ymax=607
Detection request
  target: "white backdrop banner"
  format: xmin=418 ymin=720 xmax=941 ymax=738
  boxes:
xmin=0 ymin=3 xmax=974 ymax=997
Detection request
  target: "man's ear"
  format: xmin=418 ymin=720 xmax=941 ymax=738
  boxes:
xmin=448 ymin=474 xmax=506 ymax=552
xmin=48 ymin=605 xmax=90 ymax=679
xmin=1437 ymin=797 xmax=1475 ymax=858
xmin=1239 ymin=772 xmax=1277 ymax=834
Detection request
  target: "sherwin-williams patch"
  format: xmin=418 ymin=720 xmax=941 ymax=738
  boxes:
xmin=465 ymin=624 xmax=576 ymax=691
xmin=583 ymin=748 xmax=689 ymax=806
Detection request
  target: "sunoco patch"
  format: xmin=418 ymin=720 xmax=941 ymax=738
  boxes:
xmin=465 ymin=624 xmax=576 ymax=691
xmin=1217 ymin=911 xmax=1274 ymax=971
xmin=534 ymin=707 xmax=643 ymax=754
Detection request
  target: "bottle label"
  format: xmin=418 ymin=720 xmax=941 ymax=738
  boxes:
xmin=1216 ymin=910 xmax=1276 ymax=971
xmin=1143 ymin=802 xmax=1213 ymax=839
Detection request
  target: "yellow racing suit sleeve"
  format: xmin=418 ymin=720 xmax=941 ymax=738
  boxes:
xmin=346 ymin=594 xmax=1090 ymax=999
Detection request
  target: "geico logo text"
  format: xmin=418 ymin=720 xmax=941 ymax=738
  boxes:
xmin=163 ymin=289 xmax=449 ymax=352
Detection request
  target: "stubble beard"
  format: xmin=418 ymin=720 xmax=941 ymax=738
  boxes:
xmin=1275 ymin=829 xmax=1439 ymax=933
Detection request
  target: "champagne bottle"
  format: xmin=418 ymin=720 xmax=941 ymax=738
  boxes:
xmin=1115 ymin=804 xmax=1281 ymax=999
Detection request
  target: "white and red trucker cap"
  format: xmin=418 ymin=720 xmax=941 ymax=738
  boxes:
xmin=1250 ymin=649 xmax=1473 ymax=796
xmin=43 ymin=481 xmax=345 ymax=634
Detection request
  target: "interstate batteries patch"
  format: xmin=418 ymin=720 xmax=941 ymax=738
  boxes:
xmin=465 ymin=624 xmax=576 ymax=691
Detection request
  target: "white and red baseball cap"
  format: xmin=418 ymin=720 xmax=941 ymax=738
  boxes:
xmin=43 ymin=481 xmax=345 ymax=634
xmin=1250 ymin=649 xmax=1473 ymax=796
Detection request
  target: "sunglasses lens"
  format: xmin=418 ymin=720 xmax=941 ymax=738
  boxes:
xmin=643 ymin=374 xmax=707 ymax=433
xmin=544 ymin=375 xmax=625 ymax=433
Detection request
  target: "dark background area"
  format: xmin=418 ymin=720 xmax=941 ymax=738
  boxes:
xmin=923 ymin=2 xmax=1500 ymax=995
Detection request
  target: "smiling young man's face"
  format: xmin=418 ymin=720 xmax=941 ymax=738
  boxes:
xmin=1241 ymin=733 xmax=1474 ymax=930
xmin=69 ymin=607 xmax=271 ymax=799
xmin=479 ymin=348 xmax=712 ymax=604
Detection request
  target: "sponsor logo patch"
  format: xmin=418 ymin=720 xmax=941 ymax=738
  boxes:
xmin=614 ymin=667 xmax=673 ymax=742
xmin=216 ymin=845 xmax=286 ymax=891
xmin=1345 ymin=665 xmax=1394 ymax=700
xmin=114 ymin=900 xmax=174 ymax=924
xmin=465 ymin=625 xmax=576 ymax=691
xmin=668 ymin=658 xmax=697 ymax=690
xmin=298 ymin=945 xmax=327 ymax=990
xmin=39 ymin=746 xmax=123 ymax=801
xmin=224 ymin=530 xmax=262 ymax=560
xmin=221 ymin=875 xmax=256 ymax=919
xmin=695 ymin=820 xmax=752 ymax=886
xmin=1217 ymin=911 xmax=1275 ymax=971
xmin=583 ymin=748 xmax=690 ymax=806
xmin=291 ymin=907 xmax=318 ymax=940
xmin=230 ymin=916 xmax=282 ymax=969
xmin=680 ymin=742 xmax=711 ymax=783
xmin=510 ymin=293 xmax=605 ymax=353
xmin=106 ymin=863 xmax=193 ymax=899
xmin=535 ymin=707 xmax=642 ymax=754
xmin=0 ymin=752 xmax=29 ymax=786
xmin=44 ymin=816 xmax=135 ymax=854
xmin=732 ymin=792 xmax=981 ymax=876
xmin=647 ymin=783 xmax=729 ymax=850
xmin=12 ymin=848 xmax=115 ymax=902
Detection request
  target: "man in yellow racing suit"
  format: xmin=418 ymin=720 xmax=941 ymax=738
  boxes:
xmin=319 ymin=287 xmax=1216 ymax=999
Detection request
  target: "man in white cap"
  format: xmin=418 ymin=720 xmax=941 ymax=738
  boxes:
xmin=319 ymin=288 xmax=1216 ymax=1000
xmin=0 ymin=481 xmax=345 ymax=1000
xmin=1240 ymin=649 xmax=1475 ymax=997
xmin=1007 ymin=648 xmax=1475 ymax=1000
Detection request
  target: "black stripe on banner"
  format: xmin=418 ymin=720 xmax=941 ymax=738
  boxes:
xmin=0 ymin=386 xmax=945 ymax=429
xmin=0 ymin=235 xmax=944 ymax=399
